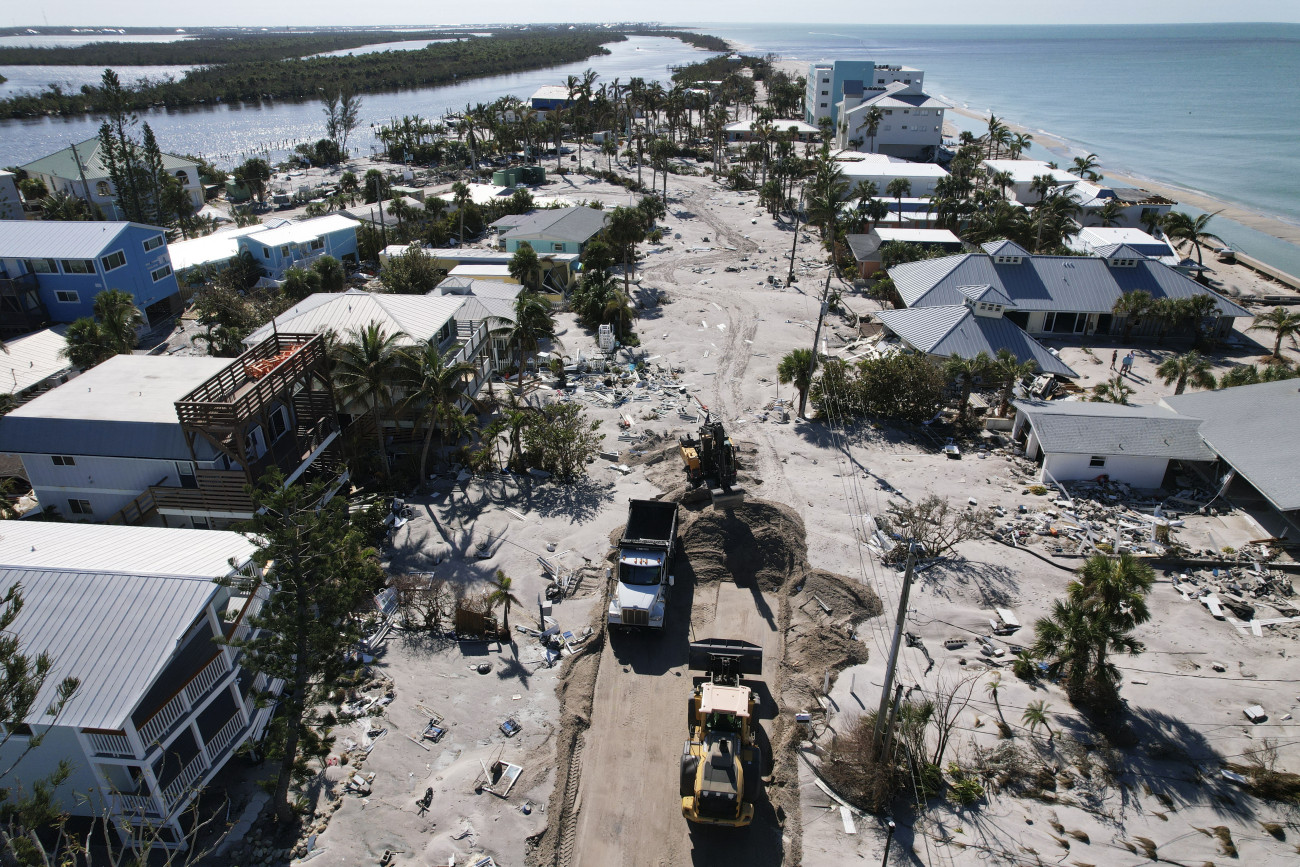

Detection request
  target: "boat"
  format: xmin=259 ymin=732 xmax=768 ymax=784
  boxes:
xmin=943 ymin=438 xmax=961 ymax=459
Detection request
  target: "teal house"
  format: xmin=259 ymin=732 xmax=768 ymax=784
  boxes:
xmin=491 ymin=207 xmax=610 ymax=256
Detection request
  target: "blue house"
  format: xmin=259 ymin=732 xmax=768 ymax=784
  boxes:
xmin=234 ymin=214 xmax=358 ymax=283
xmin=529 ymin=85 xmax=574 ymax=115
xmin=490 ymin=207 xmax=610 ymax=256
xmin=0 ymin=220 xmax=181 ymax=331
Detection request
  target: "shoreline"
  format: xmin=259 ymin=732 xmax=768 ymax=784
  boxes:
xmin=762 ymin=55 xmax=1300 ymax=257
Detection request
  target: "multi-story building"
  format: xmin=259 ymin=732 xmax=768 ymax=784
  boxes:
xmin=0 ymin=521 xmax=275 ymax=849
xmin=834 ymin=76 xmax=949 ymax=161
xmin=0 ymin=220 xmax=183 ymax=331
xmin=0 ymin=331 xmax=344 ymax=527
xmin=19 ymin=138 xmax=203 ymax=221
xmin=805 ymin=60 xmax=875 ymax=129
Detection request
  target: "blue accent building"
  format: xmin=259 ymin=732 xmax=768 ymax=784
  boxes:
xmin=234 ymin=214 xmax=359 ymax=282
xmin=0 ymin=220 xmax=182 ymax=331
xmin=805 ymin=60 xmax=875 ymax=128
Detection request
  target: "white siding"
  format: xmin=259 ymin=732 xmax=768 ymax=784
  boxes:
xmin=1041 ymin=452 xmax=1169 ymax=488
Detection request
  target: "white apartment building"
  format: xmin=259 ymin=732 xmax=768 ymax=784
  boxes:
xmin=834 ymin=79 xmax=949 ymax=161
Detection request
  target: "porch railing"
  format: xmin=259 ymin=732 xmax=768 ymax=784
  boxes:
xmin=111 ymin=793 xmax=162 ymax=820
xmin=87 ymin=731 xmax=134 ymax=759
xmin=161 ymin=753 xmax=209 ymax=813
xmin=206 ymin=714 xmax=246 ymax=760
xmin=138 ymin=653 xmax=232 ymax=747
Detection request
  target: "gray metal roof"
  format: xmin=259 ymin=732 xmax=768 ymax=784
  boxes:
xmin=244 ymin=289 xmax=467 ymax=347
xmin=0 ymin=524 xmax=254 ymax=731
xmin=21 ymin=137 xmax=199 ymax=182
xmin=957 ymin=284 xmax=1015 ymax=306
xmin=981 ymin=239 xmax=1030 ymax=258
xmin=890 ymin=251 xmax=1251 ymax=318
xmin=1013 ymin=399 xmax=1215 ymax=461
xmin=0 ymin=356 xmax=229 ymax=460
xmin=0 ymin=220 xmax=145 ymax=259
xmin=1163 ymin=379 xmax=1300 ymax=511
xmin=498 ymin=207 xmax=610 ymax=244
xmin=875 ymin=306 xmax=1078 ymax=377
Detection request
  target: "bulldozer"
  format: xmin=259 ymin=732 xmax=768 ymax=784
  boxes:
xmin=680 ymin=639 xmax=763 ymax=827
xmin=679 ymin=399 xmax=744 ymax=507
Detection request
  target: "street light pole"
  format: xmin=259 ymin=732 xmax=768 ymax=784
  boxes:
xmin=881 ymin=818 xmax=896 ymax=867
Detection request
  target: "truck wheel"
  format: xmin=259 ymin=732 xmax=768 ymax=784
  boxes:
xmin=687 ymin=698 xmax=697 ymax=734
xmin=680 ymin=751 xmax=699 ymax=798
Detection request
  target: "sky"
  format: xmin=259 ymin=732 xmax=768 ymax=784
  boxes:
xmin=8 ymin=1 xmax=1300 ymax=28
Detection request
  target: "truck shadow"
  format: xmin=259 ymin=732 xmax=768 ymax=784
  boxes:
xmin=608 ymin=558 xmax=695 ymax=677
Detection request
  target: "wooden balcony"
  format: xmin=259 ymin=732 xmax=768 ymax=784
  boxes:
xmin=151 ymin=470 xmax=253 ymax=517
xmin=175 ymin=332 xmax=329 ymax=434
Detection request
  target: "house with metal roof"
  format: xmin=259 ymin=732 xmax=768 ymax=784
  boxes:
xmin=530 ymin=84 xmax=574 ymax=115
xmin=0 ymin=170 xmax=22 ymax=221
xmin=835 ymin=80 xmax=950 ymax=160
xmin=0 ymin=521 xmax=273 ymax=850
xmin=875 ymin=303 xmax=1078 ymax=378
xmin=847 ymin=228 xmax=963 ymax=276
xmin=981 ymin=160 xmax=1082 ymax=204
xmin=0 ymin=325 xmax=73 ymax=403
xmin=1011 ymin=399 xmax=1215 ymax=488
xmin=0 ymin=332 xmax=343 ymax=526
xmin=1064 ymin=180 xmax=1176 ymax=230
xmin=889 ymin=239 xmax=1250 ymax=340
xmin=421 ymin=246 xmax=580 ymax=291
xmin=0 ymin=219 xmax=182 ymax=330
xmin=1162 ymin=379 xmax=1300 ymax=532
xmin=20 ymin=137 xmax=203 ymax=221
xmin=833 ymin=152 xmax=950 ymax=198
xmin=235 ymin=214 xmax=358 ymax=283
xmin=725 ymin=119 xmax=820 ymax=143
xmin=490 ymin=206 xmax=610 ymax=256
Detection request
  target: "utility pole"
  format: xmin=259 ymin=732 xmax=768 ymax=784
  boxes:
xmin=881 ymin=818 xmax=897 ymax=866
xmin=881 ymin=682 xmax=905 ymax=763
xmin=69 ymin=140 xmax=94 ymax=209
xmin=799 ymin=264 xmax=833 ymax=419
xmin=873 ymin=545 xmax=916 ymax=757
xmin=786 ymin=189 xmax=804 ymax=285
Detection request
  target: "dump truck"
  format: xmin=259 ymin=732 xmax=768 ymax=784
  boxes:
xmin=681 ymin=639 xmax=763 ymax=827
xmin=607 ymin=499 xmax=678 ymax=630
xmin=679 ymin=399 xmax=744 ymax=507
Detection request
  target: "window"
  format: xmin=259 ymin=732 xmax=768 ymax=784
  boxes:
xmin=553 ymin=243 xmax=564 ymax=252
xmin=52 ymin=455 xmax=76 ymax=466
xmin=936 ymin=110 xmax=943 ymax=117
xmin=904 ymin=79 xmax=912 ymax=84
xmin=68 ymin=499 xmax=93 ymax=515
xmin=245 ymin=425 xmax=266 ymax=460
xmin=883 ymin=109 xmax=893 ymax=115
xmin=28 ymin=257 xmax=57 ymax=273
xmin=1089 ymin=456 xmax=1107 ymax=468
xmin=901 ymin=125 xmax=908 ymax=130
xmin=60 ymin=259 xmax=94 ymax=274
xmin=95 ymin=181 xmax=111 ymax=196
xmin=280 ymin=246 xmax=290 ymax=257
xmin=883 ymin=125 xmax=892 ymax=131
xmin=902 ymin=109 xmax=910 ymax=114
xmin=261 ymin=246 xmax=270 ymax=257
xmin=877 ymin=78 xmax=885 ymax=84
xmin=821 ymin=90 xmax=828 ymax=96
xmin=820 ymin=102 xmax=827 ymax=108
xmin=143 ymin=235 xmax=164 ymax=252
xmin=269 ymin=405 xmax=290 ymax=441
xmin=101 ymin=250 xmax=126 ymax=271
xmin=54 ymin=290 xmax=79 ymax=304
xmin=308 ymin=238 xmax=324 ymax=251
xmin=174 ymin=170 xmax=188 ymax=181
xmin=151 ymin=264 xmax=173 ymax=282
xmin=2 ymin=723 xmax=33 ymax=738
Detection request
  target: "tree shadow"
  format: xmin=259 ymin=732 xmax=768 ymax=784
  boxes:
xmin=916 ymin=557 xmax=1020 ymax=607
xmin=526 ymin=476 xmax=616 ymax=522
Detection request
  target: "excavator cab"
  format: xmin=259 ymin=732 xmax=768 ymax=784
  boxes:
xmin=681 ymin=639 xmax=763 ymax=827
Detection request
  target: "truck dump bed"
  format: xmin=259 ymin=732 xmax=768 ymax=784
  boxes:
xmin=622 ymin=499 xmax=677 ymax=545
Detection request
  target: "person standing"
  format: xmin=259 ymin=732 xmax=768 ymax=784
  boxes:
xmin=1110 ymin=350 xmax=1118 ymax=370
xmin=1121 ymin=353 xmax=1135 ymax=377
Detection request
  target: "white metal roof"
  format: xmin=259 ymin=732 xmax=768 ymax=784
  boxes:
xmin=530 ymin=85 xmax=572 ymax=102
xmin=248 ymin=214 xmax=358 ymax=247
xmin=244 ymin=289 xmax=467 ymax=346
xmin=449 ymin=264 xmax=513 ymax=278
xmin=0 ymin=521 xmax=257 ymax=576
xmin=725 ymin=119 xmax=819 ymax=133
xmin=1 ymin=325 xmax=70 ymax=395
xmin=0 ymin=220 xmax=140 ymax=259
xmin=166 ymin=225 xmax=264 ymax=272
xmin=982 ymin=159 xmax=1081 ymax=186
xmin=876 ymin=228 xmax=961 ymax=244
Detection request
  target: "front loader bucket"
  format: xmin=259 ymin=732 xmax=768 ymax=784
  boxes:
xmin=709 ymin=486 xmax=745 ymax=508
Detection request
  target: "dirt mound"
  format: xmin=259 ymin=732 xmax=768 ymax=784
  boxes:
xmin=681 ymin=501 xmax=808 ymax=591
xmin=795 ymin=569 xmax=885 ymax=620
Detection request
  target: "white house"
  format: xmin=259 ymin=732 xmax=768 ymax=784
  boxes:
xmin=981 ymin=159 xmax=1082 ymax=204
xmin=20 ymin=138 xmax=203 ymax=220
xmin=834 ymin=152 xmax=949 ymax=198
xmin=725 ymin=119 xmax=819 ymax=143
xmin=1069 ymin=226 xmax=1180 ymax=267
xmin=0 ymin=521 xmax=274 ymax=849
xmin=1066 ymin=181 xmax=1177 ymax=230
xmin=1011 ymin=399 xmax=1215 ymax=488
xmin=836 ymin=80 xmax=950 ymax=161
xmin=0 ymin=325 xmax=73 ymax=404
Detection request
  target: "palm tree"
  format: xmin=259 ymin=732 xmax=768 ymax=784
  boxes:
xmin=1010 ymin=132 xmax=1034 ymax=159
xmin=1247 ymin=306 xmax=1300 ymax=360
xmin=1095 ymin=198 xmax=1125 ymax=227
xmin=281 ymin=266 xmax=322 ymax=303
xmin=1090 ymin=375 xmax=1134 ymax=404
xmin=1112 ymin=289 xmax=1152 ymax=342
xmin=605 ymin=206 xmax=647 ymax=296
xmin=1156 ymin=350 xmax=1216 ymax=394
xmin=1073 ymin=552 xmax=1155 ymax=633
xmin=500 ymin=397 xmax=534 ymax=471
xmin=1021 ymin=700 xmax=1053 ymax=744
xmin=990 ymin=170 xmax=1014 ymax=199
xmin=487 ymin=569 xmax=522 ymax=634
xmin=504 ymin=291 xmax=557 ymax=396
xmin=61 ymin=317 xmax=115 ymax=369
xmin=333 ymin=324 xmax=407 ymax=479
xmin=1028 ymin=174 xmax=1059 ymax=204
xmin=991 ymin=348 xmax=1038 ymax=417
xmin=1070 ymin=153 xmax=1102 ymax=181
xmin=91 ymin=289 xmax=145 ymax=355
xmin=1030 ymin=192 xmax=1080 ymax=253
xmin=1161 ymin=210 xmax=1223 ymax=282
xmin=944 ymin=351 xmax=993 ymax=421
xmin=862 ymin=106 xmax=884 ymax=153
xmin=777 ymin=348 xmax=814 ymax=419
xmin=985 ymin=674 xmax=1010 ymax=734
xmin=312 ymin=255 xmax=346 ymax=292
xmin=451 ymin=181 xmax=471 ymax=244
xmin=508 ymin=242 xmax=544 ymax=293
xmin=886 ymin=177 xmax=912 ymax=223
xmin=397 ymin=342 xmax=479 ymax=486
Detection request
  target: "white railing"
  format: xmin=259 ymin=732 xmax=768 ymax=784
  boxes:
xmin=230 ymin=586 xmax=269 ymax=644
xmin=112 ymin=793 xmax=162 ymax=819
xmin=243 ymin=672 xmax=268 ymax=719
xmin=184 ymin=654 xmax=231 ymax=706
xmin=87 ymin=731 xmax=135 ymax=758
xmin=206 ymin=714 xmax=246 ymax=759
xmin=138 ymin=693 xmax=188 ymax=747
xmin=161 ymin=753 xmax=209 ymax=813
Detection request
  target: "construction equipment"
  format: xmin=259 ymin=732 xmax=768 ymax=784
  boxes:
xmin=608 ymin=500 xmax=678 ymax=631
xmin=679 ymin=397 xmax=744 ymax=507
xmin=681 ymin=639 xmax=763 ymax=827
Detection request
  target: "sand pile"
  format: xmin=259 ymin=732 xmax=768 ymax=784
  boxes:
xmin=681 ymin=501 xmax=807 ymax=591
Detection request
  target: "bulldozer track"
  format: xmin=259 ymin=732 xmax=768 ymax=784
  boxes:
xmin=556 ymin=733 xmax=586 ymax=867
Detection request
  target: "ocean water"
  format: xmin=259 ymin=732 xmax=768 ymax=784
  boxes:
xmin=702 ymin=23 xmax=1300 ymax=275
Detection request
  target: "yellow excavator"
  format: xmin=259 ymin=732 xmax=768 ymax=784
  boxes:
xmin=678 ymin=397 xmax=744 ymax=507
xmin=680 ymin=639 xmax=763 ymax=827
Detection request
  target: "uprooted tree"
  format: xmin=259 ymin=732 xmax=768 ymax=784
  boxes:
xmin=881 ymin=494 xmax=990 ymax=562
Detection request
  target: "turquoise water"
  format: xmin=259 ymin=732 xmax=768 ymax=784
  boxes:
xmin=700 ymin=23 xmax=1300 ymax=275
